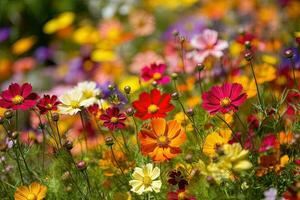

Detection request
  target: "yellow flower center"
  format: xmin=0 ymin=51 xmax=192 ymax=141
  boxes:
xmin=148 ymin=104 xmax=159 ymax=114
xmin=110 ymin=117 xmax=118 ymax=123
xmin=153 ymin=72 xmax=162 ymax=80
xmin=46 ymin=103 xmax=53 ymax=109
xmin=70 ymin=101 xmax=80 ymax=109
xmin=178 ymin=191 xmax=186 ymax=199
xmin=143 ymin=175 xmax=152 ymax=187
xmin=27 ymin=193 xmax=37 ymax=200
xmin=157 ymin=135 xmax=168 ymax=147
xmin=12 ymin=95 xmax=24 ymax=105
xmin=220 ymin=97 xmax=231 ymax=107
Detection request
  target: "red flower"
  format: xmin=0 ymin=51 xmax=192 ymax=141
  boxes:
xmin=0 ymin=83 xmax=39 ymax=110
xmin=167 ymin=189 xmax=196 ymax=200
xmin=202 ymin=83 xmax=247 ymax=115
xmin=100 ymin=107 xmax=126 ymax=130
xmin=132 ymin=89 xmax=174 ymax=120
xmin=37 ymin=95 xmax=61 ymax=114
xmin=141 ymin=63 xmax=170 ymax=85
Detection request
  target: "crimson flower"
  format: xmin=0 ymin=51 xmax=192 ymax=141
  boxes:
xmin=0 ymin=83 xmax=39 ymax=110
xmin=167 ymin=189 xmax=196 ymax=200
xmin=202 ymin=83 xmax=247 ymax=114
xmin=100 ymin=107 xmax=126 ymax=130
xmin=37 ymin=95 xmax=61 ymax=114
xmin=132 ymin=89 xmax=174 ymax=120
xmin=141 ymin=63 xmax=170 ymax=85
xmin=168 ymin=171 xmax=188 ymax=189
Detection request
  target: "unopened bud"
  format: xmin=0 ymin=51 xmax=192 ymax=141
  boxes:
xmin=76 ymin=160 xmax=87 ymax=171
xmin=105 ymin=136 xmax=114 ymax=146
xmin=124 ymin=86 xmax=131 ymax=94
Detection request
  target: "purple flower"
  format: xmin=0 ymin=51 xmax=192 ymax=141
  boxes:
xmin=263 ymin=188 xmax=277 ymax=200
xmin=162 ymin=16 xmax=206 ymax=40
xmin=281 ymin=47 xmax=300 ymax=70
xmin=34 ymin=47 xmax=54 ymax=63
xmin=0 ymin=27 xmax=10 ymax=42
xmin=99 ymin=81 xmax=128 ymax=107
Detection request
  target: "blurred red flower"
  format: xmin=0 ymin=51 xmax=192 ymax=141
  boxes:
xmin=100 ymin=107 xmax=126 ymax=130
xmin=37 ymin=95 xmax=61 ymax=114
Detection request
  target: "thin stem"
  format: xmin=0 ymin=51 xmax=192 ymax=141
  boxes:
xmin=110 ymin=147 xmax=125 ymax=176
xmin=55 ymin=121 xmax=62 ymax=147
xmin=198 ymin=71 xmax=203 ymax=94
xmin=234 ymin=112 xmax=247 ymax=132
xmin=120 ymin=130 xmax=130 ymax=153
xmin=12 ymin=145 xmax=24 ymax=184
xmin=248 ymin=60 xmax=263 ymax=109
xmin=216 ymin=114 xmax=241 ymax=143
xmin=83 ymin=170 xmax=92 ymax=196
xmin=132 ymin=116 xmax=140 ymax=152
xmin=16 ymin=139 xmax=32 ymax=179
xmin=290 ymin=58 xmax=298 ymax=88
xmin=79 ymin=111 xmax=88 ymax=153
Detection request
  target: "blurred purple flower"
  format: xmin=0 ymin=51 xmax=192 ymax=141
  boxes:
xmin=0 ymin=27 xmax=10 ymax=42
xmin=100 ymin=81 xmax=128 ymax=107
xmin=263 ymin=188 xmax=277 ymax=200
xmin=162 ymin=16 xmax=206 ymax=40
xmin=34 ymin=47 xmax=54 ymax=63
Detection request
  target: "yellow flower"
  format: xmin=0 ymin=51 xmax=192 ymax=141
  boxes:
xmin=144 ymin=0 xmax=197 ymax=10
xmin=219 ymin=143 xmax=252 ymax=172
xmin=262 ymin=55 xmax=278 ymax=65
xmin=203 ymin=130 xmax=231 ymax=157
xmin=254 ymin=63 xmax=276 ymax=84
xmin=43 ymin=12 xmax=74 ymax=34
xmin=231 ymin=75 xmax=257 ymax=98
xmin=11 ymin=37 xmax=36 ymax=55
xmin=14 ymin=182 xmax=47 ymax=200
xmin=73 ymin=25 xmax=99 ymax=44
xmin=174 ymin=112 xmax=193 ymax=132
xmin=129 ymin=163 xmax=162 ymax=195
xmin=91 ymin=49 xmax=116 ymax=62
xmin=118 ymin=76 xmax=140 ymax=94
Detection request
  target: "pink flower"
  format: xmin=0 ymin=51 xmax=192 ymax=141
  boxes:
xmin=100 ymin=107 xmax=126 ymax=130
xmin=202 ymin=83 xmax=247 ymax=114
xmin=141 ymin=63 xmax=170 ymax=85
xmin=0 ymin=83 xmax=39 ymax=110
xmin=259 ymin=134 xmax=279 ymax=153
xmin=189 ymin=29 xmax=228 ymax=63
xmin=130 ymin=51 xmax=164 ymax=73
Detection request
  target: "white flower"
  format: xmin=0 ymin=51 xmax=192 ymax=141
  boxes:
xmin=188 ymin=29 xmax=228 ymax=63
xmin=58 ymin=88 xmax=95 ymax=115
xmin=75 ymin=81 xmax=100 ymax=105
xmin=129 ymin=163 xmax=162 ymax=195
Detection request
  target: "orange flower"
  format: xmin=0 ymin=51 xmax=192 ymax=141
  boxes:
xmin=138 ymin=118 xmax=186 ymax=162
xmin=279 ymin=131 xmax=293 ymax=145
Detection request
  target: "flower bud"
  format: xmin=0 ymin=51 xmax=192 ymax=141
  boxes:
xmin=124 ymin=86 xmax=131 ymax=94
xmin=171 ymin=92 xmax=179 ymax=100
xmin=63 ymin=140 xmax=73 ymax=151
xmin=244 ymin=41 xmax=251 ymax=50
xmin=76 ymin=160 xmax=87 ymax=171
xmin=244 ymin=52 xmax=253 ymax=61
xmin=0 ymin=116 xmax=5 ymax=124
xmin=51 ymin=113 xmax=59 ymax=122
xmin=284 ymin=49 xmax=294 ymax=59
xmin=96 ymin=92 xmax=104 ymax=100
xmin=126 ymin=108 xmax=135 ymax=116
xmin=4 ymin=109 xmax=13 ymax=119
xmin=187 ymin=108 xmax=194 ymax=117
xmin=105 ymin=136 xmax=114 ymax=146
xmin=171 ymin=73 xmax=178 ymax=80
xmin=196 ymin=63 xmax=205 ymax=72
xmin=10 ymin=131 xmax=19 ymax=140
xmin=152 ymin=81 xmax=158 ymax=88
xmin=108 ymin=84 xmax=114 ymax=91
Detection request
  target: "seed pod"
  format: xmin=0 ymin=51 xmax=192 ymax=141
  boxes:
xmin=51 ymin=113 xmax=59 ymax=122
xmin=171 ymin=92 xmax=179 ymax=100
xmin=105 ymin=136 xmax=114 ymax=147
xmin=76 ymin=160 xmax=87 ymax=171
xmin=4 ymin=109 xmax=13 ymax=119
xmin=244 ymin=51 xmax=253 ymax=61
xmin=125 ymin=108 xmax=135 ymax=116
xmin=63 ymin=140 xmax=73 ymax=151
xmin=124 ymin=86 xmax=131 ymax=94
xmin=171 ymin=73 xmax=178 ymax=80
xmin=284 ymin=49 xmax=294 ymax=59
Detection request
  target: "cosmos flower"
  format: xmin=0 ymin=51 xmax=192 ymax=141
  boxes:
xmin=14 ymin=182 xmax=47 ymax=200
xmin=129 ymin=163 xmax=162 ymax=195
xmin=202 ymin=83 xmax=247 ymax=115
xmin=168 ymin=170 xmax=188 ymax=189
xmin=167 ymin=189 xmax=196 ymax=200
xmin=259 ymin=134 xmax=280 ymax=153
xmin=75 ymin=81 xmax=100 ymax=105
xmin=138 ymin=118 xmax=186 ymax=162
xmin=130 ymin=51 xmax=164 ymax=73
xmin=0 ymin=83 xmax=39 ymax=110
xmin=141 ymin=63 xmax=170 ymax=85
xmin=37 ymin=95 xmax=61 ymax=114
xmin=129 ymin=10 xmax=155 ymax=36
xmin=203 ymin=130 xmax=231 ymax=157
xmin=133 ymin=89 xmax=174 ymax=120
xmin=100 ymin=107 xmax=126 ymax=130
xmin=58 ymin=88 xmax=95 ymax=115
xmin=0 ymin=27 xmax=10 ymax=42
xmin=189 ymin=29 xmax=228 ymax=63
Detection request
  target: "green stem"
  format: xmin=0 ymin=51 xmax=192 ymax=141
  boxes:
xmin=248 ymin=60 xmax=263 ymax=109
xmin=110 ymin=147 xmax=125 ymax=176
xmin=79 ymin=111 xmax=88 ymax=153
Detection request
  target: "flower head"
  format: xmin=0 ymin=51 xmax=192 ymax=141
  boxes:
xmin=133 ymin=89 xmax=174 ymax=120
xmin=168 ymin=170 xmax=188 ymax=189
xmin=189 ymin=29 xmax=228 ymax=63
xmin=37 ymin=95 xmax=61 ymax=114
xmin=141 ymin=63 xmax=170 ymax=85
xmin=75 ymin=81 xmax=99 ymax=104
xmin=202 ymin=83 xmax=247 ymax=114
xmin=129 ymin=163 xmax=162 ymax=195
xmin=259 ymin=134 xmax=280 ymax=153
xmin=203 ymin=130 xmax=231 ymax=157
xmin=138 ymin=118 xmax=186 ymax=162
xmin=14 ymin=182 xmax=47 ymax=200
xmin=0 ymin=83 xmax=39 ymax=110
xmin=100 ymin=107 xmax=126 ymax=130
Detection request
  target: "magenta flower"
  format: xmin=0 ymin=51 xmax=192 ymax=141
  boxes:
xmin=259 ymin=134 xmax=279 ymax=153
xmin=100 ymin=107 xmax=126 ymax=130
xmin=189 ymin=29 xmax=228 ymax=63
xmin=141 ymin=63 xmax=170 ymax=85
xmin=0 ymin=83 xmax=39 ymax=110
xmin=202 ymin=83 xmax=247 ymax=114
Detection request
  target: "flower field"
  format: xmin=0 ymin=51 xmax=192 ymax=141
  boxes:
xmin=0 ymin=0 xmax=299 ymax=199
